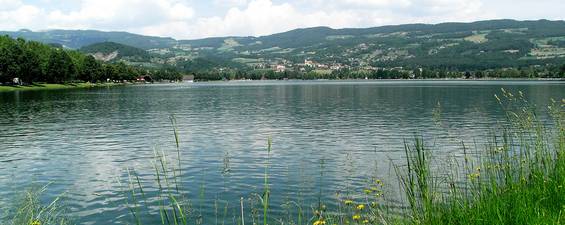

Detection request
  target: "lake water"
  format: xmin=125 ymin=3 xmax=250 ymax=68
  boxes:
xmin=0 ymin=80 xmax=563 ymax=224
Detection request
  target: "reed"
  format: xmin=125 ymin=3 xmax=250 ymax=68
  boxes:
xmin=261 ymin=137 xmax=272 ymax=225
xmin=394 ymin=90 xmax=565 ymax=224
xmin=8 ymin=184 xmax=70 ymax=225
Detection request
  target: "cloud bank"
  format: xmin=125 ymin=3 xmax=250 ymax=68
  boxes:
xmin=0 ymin=0 xmax=563 ymax=39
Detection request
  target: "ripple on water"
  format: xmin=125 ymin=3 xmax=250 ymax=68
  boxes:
xmin=0 ymin=81 xmax=563 ymax=224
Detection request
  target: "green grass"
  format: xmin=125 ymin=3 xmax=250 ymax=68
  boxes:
xmin=0 ymin=83 xmax=121 ymax=92
xmin=7 ymin=184 xmax=71 ymax=225
xmin=395 ymin=90 xmax=565 ymax=225
xmin=6 ymin=90 xmax=565 ymax=225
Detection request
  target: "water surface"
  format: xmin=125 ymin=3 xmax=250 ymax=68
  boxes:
xmin=0 ymin=80 xmax=563 ymax=224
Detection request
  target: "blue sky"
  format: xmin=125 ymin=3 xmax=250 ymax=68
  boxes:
xmin=0 ymin=0 xmax=563 ymax=39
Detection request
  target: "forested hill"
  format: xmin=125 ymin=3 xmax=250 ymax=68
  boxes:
xmin=2 ymin=19 xmax=565 ymax=72
xmin=175 ymin=19 xmax=565 ymax=71
xmin=80 ymin=42 xmax=151 ymax=62
xmin=0 ymin=29 xmax=176 ymax=49
xmin=0 ymin=36 xmax=183 ymax=84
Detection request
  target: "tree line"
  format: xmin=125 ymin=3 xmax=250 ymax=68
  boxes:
xmin=193 ymin=65 xmax=565 ymax=81
xmin=0 ymin=36 xmax=183 ymax=85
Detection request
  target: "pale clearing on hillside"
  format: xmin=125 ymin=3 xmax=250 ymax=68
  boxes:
xmin=464 ymin=33 xmax=488 ymax=43
xmin=529 ymin=47 xmax=565 ymax=59
xmin=326 ymin=35 xmax=354 ymax=40
xmin=92 ymin=51 xmax=118 ymax=62
xmin=218 ymin=38 xmax=242 ymax=51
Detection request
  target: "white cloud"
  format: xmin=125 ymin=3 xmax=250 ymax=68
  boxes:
xmin=0 ymin=0 xmax=194 ymax=32
xmin=0 ymin=3 xmax=42 ymax=30
xmin=46 ymin=0 xmax=194 ymax=29
xmin=159 ymin=0 xmax=399 ymax=39
xmin=166 ymin=0 xmax=487 ymax=39
xmin=0 ymin=0 xmax=561 ymax=39
xmin=336 ymin=0 xmax=412 ymax=8
xmin=0 ymin=0 xmax=24 ymax=10
xmin=214 ymin=0 xmax=248 ymax=7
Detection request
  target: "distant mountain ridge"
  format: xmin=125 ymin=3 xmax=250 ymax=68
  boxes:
xmin=0 ymin=29 xmax=176 ymax=49
xmin=2 ymin=19 xmax=565 ymax=71
xmin=3 ymin=19 xmax=563 ymax=49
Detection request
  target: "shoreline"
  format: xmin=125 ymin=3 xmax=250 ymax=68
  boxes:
xmin=1 ymin=78 xmax=563 ymax=93
xmin=0 ymin=83 xmax=124 ymax=93
xmin=194 ymin=77 xmax=565 ymax=82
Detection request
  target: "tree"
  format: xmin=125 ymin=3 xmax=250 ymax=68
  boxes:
xmin=19 ymin=42 xmax=43 ymax=83
xmin=464 ymin=71 xmax=472 ymax=79
xmin=80 ymin=55 xmax=103 ymax=82
xmin=1 ymin=40 xmax=23 ymax=83
xmin=0 ymin=45 xmax=13 ymax=83
xmin=153 ymin=67 xmax=183 ymax=81
xmin=0 ymin=36 xmax=151 ymax=85
xmin=45 ymin=50 xmax=77 ymax=83
xmin=113 ymin=62 xmax=130 ymax=81
xmin=102 ymin=64 xmax=117 ymax=81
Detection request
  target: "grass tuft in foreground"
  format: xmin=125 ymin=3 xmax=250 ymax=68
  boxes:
xmin=8 ymin=184 xmax=71 ymax=225
xmin=396 ymin=89 xmax=565 ymax=225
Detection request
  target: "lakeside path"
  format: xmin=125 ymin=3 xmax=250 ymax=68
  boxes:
xmin=0 ymin=83 xmax=123 ymax=92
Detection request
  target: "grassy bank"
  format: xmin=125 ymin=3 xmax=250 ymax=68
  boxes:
xmin=0 ymin=83 xmax=122 ymax=92
xmin=6 ymin=90 xmax=564 ymax=225
xmin=393 ymin=92 xmax=564 ymax=225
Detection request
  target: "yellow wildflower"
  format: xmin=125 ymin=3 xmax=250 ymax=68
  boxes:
xmin=356 ymin=204 xmax=365 ymax=210
xmin=313 ymin=219 xmax=326 ymax=225
xmin=30 ymin=220 xmax=41 ymax=225
xmin=363 ymin=189 xmax=372 ymax=194
xmin=469 ymin=172 xmax=480 ymax=180
xmin=352 ymin=214 xmax=361 ymax=220
xmin=344 ymin=199 xmax=353 ymax=205
xmin=363 ymin=219 xmax=370 ymax=224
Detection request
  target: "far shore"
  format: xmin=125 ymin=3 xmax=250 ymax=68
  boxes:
xmin=193 ymin=77 xmax=565 ymax=82
xmin=2 ymin=78 xmax=563 ymax=93
xmin=0 ymin=83 xmax=124 ymax=92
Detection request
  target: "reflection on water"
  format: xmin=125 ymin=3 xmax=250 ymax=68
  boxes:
xmin=0 ymin=80 xmax=563 ymax=224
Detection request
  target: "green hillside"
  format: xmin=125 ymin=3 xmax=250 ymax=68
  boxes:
xmin=2 ymin=20 xmax=565 ymax=73
xmin=0 ymin=29 xmax=176 ymax=49
xmin=175 ymin=19 xmax=565 ymax=71
xmin=0 ymin=36 xmax=174 ymax=85
xmin=80 ymin=42 xmax=151 ymax=62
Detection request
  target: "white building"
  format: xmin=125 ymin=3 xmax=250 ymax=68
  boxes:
xmin=275 ymin=65 xmax=286 ymax=72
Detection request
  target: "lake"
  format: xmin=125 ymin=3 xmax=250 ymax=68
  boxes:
xmin=0 ymin=80 xmax=563 ymax=224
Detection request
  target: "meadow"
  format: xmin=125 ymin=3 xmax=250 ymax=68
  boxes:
xmin=0 ymin=83 xmax=121 ymax=92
